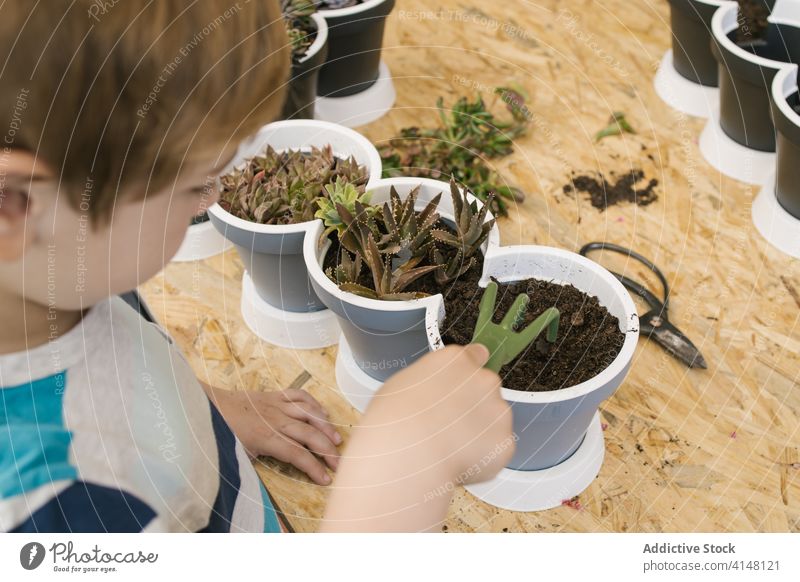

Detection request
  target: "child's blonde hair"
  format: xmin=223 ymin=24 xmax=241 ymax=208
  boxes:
xmin=0 ymin=0 xmax=289 ymax=221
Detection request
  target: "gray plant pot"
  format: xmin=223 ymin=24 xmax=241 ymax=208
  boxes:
xmin=304 ymin=177 xmax=500 ymax=382
xmin=208 ymin=119 xmax=382 ymax=313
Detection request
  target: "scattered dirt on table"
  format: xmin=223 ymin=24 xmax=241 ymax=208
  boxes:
xmin=440 ymin=273 xmax=626 ymax=392
xmin=563 ymin=169 xmax=658 ymax=211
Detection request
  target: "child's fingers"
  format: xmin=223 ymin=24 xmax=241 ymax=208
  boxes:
xmin=268 ymin=437 xmax=333 ymax=486
xmin=280 ymin=401 xmax=343 ymax=445
xmin=280 ymin=388 xmax=329 ymax=416
xmin=281 ymin=421 xmax=340 ymax=471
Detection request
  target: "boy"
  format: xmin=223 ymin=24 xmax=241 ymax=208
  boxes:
xmin=0 ymin=1 xmax=512 ymax=533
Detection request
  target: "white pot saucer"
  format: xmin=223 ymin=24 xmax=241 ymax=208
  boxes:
xmin=335 ymin=333 xmax=382 ymax=413
xmin=172 ymin=221 xmax=232 ymax=262
xmin=654 ymin=50 xmax=719 ymax=119
xmin=464 ymin=412 xmax=605 ymax=512
xmin=699 ymin=107 xmax=776 ymax=185
xmin=241 ymin=271 xmax=340 ymax=349
xmin=314 ymin=62 xmax=396 ymax=128
xmin=752 ymin=173 xmax=800 ymax=259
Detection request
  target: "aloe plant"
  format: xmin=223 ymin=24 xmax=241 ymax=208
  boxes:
xmin=430 ymin=180 xmax=495 ymax=284
xmin=218 ymin=144 xmax=367 ymax=225
xmin=471 ymin=281 xmax=561 ymax=373
xmin=339 ymin=233 xmax=440 ymax=301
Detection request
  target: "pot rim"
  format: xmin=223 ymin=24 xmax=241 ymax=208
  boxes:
xmin=712 ymin=2 xmax=795 ymax=71
xmin=772 ymin=63 xmax=800 ymax=125
xmin=303 ymin=176 xmax=500 ymax=312
xmin=207 ymin=118 xmax=382 ymax=236
xmin=296 ymin=13 xmax=329 ymax=66
xmin=318 ymin=0 xmax=390 ymax=18
xmin=428 ymin=245 xmax=640 ymax=405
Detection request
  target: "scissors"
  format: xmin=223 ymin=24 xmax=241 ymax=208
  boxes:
xmin=579 ymin=242 xmax=707 ymax=369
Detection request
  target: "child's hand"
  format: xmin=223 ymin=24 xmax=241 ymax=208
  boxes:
xmin=208 ymin=386 xmax=342 ymax=485
xmin=322 ymin=344 xmax=514 ymax=531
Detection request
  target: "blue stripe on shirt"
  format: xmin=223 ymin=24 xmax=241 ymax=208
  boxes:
xmin=199 ymin=402 xmax=240 ymax=532
xmin=11 ymin=481 xmax=156 ymax=533
xmin=0 ymin=372 xmax=77 ymax=498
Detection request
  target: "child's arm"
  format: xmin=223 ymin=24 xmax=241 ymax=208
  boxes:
xmin=203 ymin=383 xmax=342 ymax=485
xmin=320 ymin=344 xmax=514 ymax=532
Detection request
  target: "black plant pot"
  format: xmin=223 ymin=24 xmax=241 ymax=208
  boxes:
xmin=282 ymin=13 xmax=329 ymax=119
xmin=317 ymin=0 xmax=395 ymax=98
xmin=712 ymin=2 xmax=800 ymax=151
xmin=771 ymin=66 xmax=800 ymax=219
xmin=668 ymin=0 xmax=726 ymax=87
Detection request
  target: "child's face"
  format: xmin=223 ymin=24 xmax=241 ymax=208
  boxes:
xmin=0 ymin=147 xmax=234 ymax=310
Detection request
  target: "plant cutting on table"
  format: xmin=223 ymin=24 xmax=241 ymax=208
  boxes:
xmin=379 ymin=86 xmax=531 ymax=216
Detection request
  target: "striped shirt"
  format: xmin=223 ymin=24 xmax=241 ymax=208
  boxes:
xmin=0 ymin=297 xmax=281 ymax=532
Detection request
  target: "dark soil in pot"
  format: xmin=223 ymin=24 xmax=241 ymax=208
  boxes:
xmin=441 ymin=273 xmax=625 ymax=393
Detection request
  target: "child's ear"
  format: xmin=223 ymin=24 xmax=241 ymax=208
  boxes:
xmin=0 ymin=150 xmax=48 ymax=261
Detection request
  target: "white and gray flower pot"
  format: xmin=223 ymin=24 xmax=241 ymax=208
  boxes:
xmin=304 ymin=177 xmax=500 ymax=405
xmin=207 ymin=119 xmax=382 ymax=349
xmin=700 ymin=1 xmax=800 ymax=183
xmin=752 ymin=64 xmax=800 ymax=258
xmin=314 ymin=0 xmax=396 ymax=127
xmin=655 ymin=0 xmax=731 ymax=118
xmin=313 ymin=235 xmax=639 ymax=511
xmin=447 ymin=245 xmax=639 ymax=512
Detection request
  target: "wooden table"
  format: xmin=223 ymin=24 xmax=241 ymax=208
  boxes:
xmin=140 ymin=0 xmax=800 ymax=532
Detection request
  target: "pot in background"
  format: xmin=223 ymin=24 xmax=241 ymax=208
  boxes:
xmin=711 ymin=1 xmax=799 ymax=151
xmin=304 ymin=177 xmax=499 ymax=382
xmin=427 ymin=245 xmax=640 ymax=472
xmin=208 ymin=119 xmax=382 ymax=314
xmin=668 ymin=0 xmax=731 ymax=86
xmin=771 ymin=64 xmax=800 ymax=218
xmin=317 ymin=0 xmax=395 ymax=97
xmin=282 ymin=13 xmax=328 ymax=120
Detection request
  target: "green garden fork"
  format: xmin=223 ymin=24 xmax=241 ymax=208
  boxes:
xmin=470 ymin=281 xmax=561 ymax=373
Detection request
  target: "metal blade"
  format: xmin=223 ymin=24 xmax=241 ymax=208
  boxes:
xmin=649 ymin=323 xmax=708 ymax=369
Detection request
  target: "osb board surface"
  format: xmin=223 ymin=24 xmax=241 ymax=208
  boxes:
xmin=140 ymin=0 xmax=800 ymax=532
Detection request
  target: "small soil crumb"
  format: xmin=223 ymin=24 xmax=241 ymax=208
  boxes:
xmin=736 ymin=0 xmax=770 ymax=46
xmin=564 ymin=170 xmax=658 ymax=211
xmin=441 ymin=272 xmax=626 ymax=392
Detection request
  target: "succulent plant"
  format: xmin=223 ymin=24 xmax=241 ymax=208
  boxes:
xmin=430 ymin=180 xmax=495 ymax=284
xmin=339 ymin=233 xmax=440 ymax=301
xmin=282 ymin=0 xmax=318 ymax=62
xmin=327 ymin=247 xmax=362 ymax=286
xmin=218 ymin=144 xmax=368 ymax=225
xmin=315 ymin=177 xmax=374 ymax=243
xmin=376 ymin=185 xmax=440 ymax=270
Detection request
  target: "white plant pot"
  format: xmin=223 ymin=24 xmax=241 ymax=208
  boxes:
xmin=207 ymin=119 xmax=382 ymax=349
xmin=171 ymin=220 xmax=232 ymax=262
xmin=316 ymin=238 xmax=640 ymax=510
xmin=304 ymin=177 xmax=500 ymax=384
